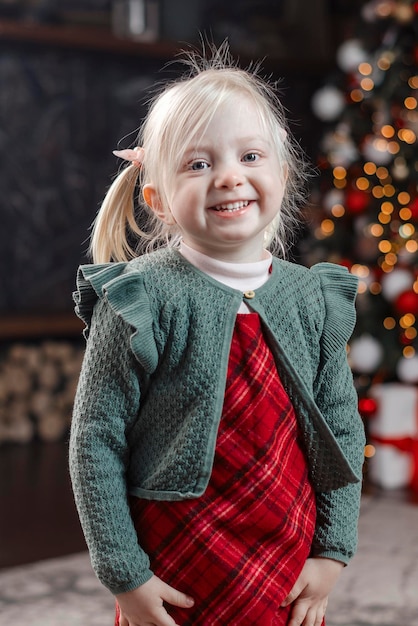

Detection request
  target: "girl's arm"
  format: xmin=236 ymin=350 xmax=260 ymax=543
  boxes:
xmin=70 ymin=297 xmax=153 ymax=594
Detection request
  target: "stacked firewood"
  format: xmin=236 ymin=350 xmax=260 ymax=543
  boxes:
xmin=0 ymin=341 xmax=84 ymax=444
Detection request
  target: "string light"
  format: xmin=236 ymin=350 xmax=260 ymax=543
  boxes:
xmin=377 ymin=56 xmax=391 ymax=70
xmin=359 ymin=62 xmax=372 ymax=75
xmin=405 ymin=328 xmax=417 ymax=340
xmin=383 ymin=317 xmax=396 ymax=330
xmin=398 ymin=191 xmax=410 ymax=205
xmin=399 ymin=207 xmax=412 ymax=220
xmin=376 ymin=167 xmax=389 ymax=179
xmin=331 ymin=204 xmax=345 ymax=217
xmin=406 ymin=240 xmax=418 ymax=253
xmin=333 ymin=166 xmax=346 ymax=179
xmin=381 ymin=125 xmax=395 ymax=138
xmin=399 ymin=223 xmax=415 ymax=238
xmin=356 ymin=177 xmax=370 ymax=190
xmin=361 ymin=77 xmax=374 ymax=91
xmin=380 ymin=259 xmax=394 ymax=272
xmin=404 ymin=97 xmax=417 ymax=110
xmin=381 ymin=201 xmax=394 ymax=214
xmin=387 ymin=141 xmax=400 ymax=154
xmin=370 ymin=223 xmax=384 ymax=237
xmin=378 ymin=212 xmax=391 ymax=224
xmin=350 ymin=89 xmax=364 ymax=102
xmin=384 ymin=252 xmax=397 ymax=266
xmin=403 ymin=346 xmax=415 ymax=358
xmin=364 ymin=444 xmax=376 ymax=458
xmin=321 ymin=219 xmax=335 ymax=236
xmin=400 ymin=314 xmax=416 ymax=329
xmin=383 ymin=184 xmax=395 ymax=197
xmin=398 ymin=128 xmax=416 ymax=144
xmin=364 ymin=162 xmax=377 ymax=175
xmin=370 ymin=282 xmax=382 ymax=295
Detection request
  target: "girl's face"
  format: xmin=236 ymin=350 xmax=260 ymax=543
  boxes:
xmin=145 ymin=94 xmax=286 ymax=263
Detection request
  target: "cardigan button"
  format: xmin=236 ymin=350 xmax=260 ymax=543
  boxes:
xmin=243 ymin=290 xmax=255 ymax=299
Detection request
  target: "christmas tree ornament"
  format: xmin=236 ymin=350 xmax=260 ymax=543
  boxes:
xmin=397 ymin=355 xmax=418 ymax=382
xmin=337 ymin=39 xmax=368 ymax=72
xmin=345 ymin=188 xmax=370 ymax=214
xmin=311 ymin=86 xmax=346 ymax=121
xmin=381 ymin=268 xmax=413 ymax=301
xmin=362 ymin=135 xmax=393 ymax=165
xmin=393 ymin=2 xmax=415 ymax=22
xmin=322 ymin=130 xmax=359 ymax=167
xmin=391 ymin=158 xmax=409 ymax=179
xmin=358 ymin=396 xmax=378 ymax=418
xmin=409 ymin=197 xmax=418 ymax=220
xmin=368 ymin=383 xmax=418 ymax=491
xmin=395 ymin=289 xmax=418 ymax=315
xmin=349 ymin=334 xmax=384 ymax=373
xmin=322 ymin=189 xmax=345 ymax=213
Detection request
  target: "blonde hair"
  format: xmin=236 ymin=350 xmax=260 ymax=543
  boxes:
xmin=90 ymin=43 xmax=310 ymax=263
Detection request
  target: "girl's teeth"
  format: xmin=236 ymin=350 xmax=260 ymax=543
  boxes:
xmin=214 ymin=201 xmax=249 ymax=212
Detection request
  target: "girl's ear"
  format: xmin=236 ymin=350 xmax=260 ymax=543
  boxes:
xmin=282 ymin=162 xmax=289 ymax=182
xmin=143 ymin=184 xmax=176 ymax=225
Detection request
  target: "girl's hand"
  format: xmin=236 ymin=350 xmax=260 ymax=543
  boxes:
xmin=116 ymin=575 xmax=194 ymax=626
xmin=281 ymin=557 xmax=344 ymax=626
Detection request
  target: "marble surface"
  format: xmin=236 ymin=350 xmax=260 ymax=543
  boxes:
xmin=0 ymin=493 xmax=417 ymax=626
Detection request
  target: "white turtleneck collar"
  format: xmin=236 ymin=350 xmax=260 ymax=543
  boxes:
xmin=179 ymin=242 xmax=272 ymax=313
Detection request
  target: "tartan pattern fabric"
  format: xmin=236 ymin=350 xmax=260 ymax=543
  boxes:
xmin=117 ymin=313 xmax=319 ymax=625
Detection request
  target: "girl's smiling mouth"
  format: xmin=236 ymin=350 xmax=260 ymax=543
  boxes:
xmin=211 ymin=200 xmax=251 ymax=213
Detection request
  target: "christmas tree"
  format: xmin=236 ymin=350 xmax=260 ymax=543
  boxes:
xmin=302 ymin=0 xmax=418 ymax=398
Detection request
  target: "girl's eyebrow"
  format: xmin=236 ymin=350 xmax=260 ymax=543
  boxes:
xmin=184 ymin=136 xmax=271 ymax=156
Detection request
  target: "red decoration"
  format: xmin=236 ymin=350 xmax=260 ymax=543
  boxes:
xmin=345 ymin=188 xmax=370 ymax=214
xmin=339 ymin=258 xmax=353 ymax=270
xmin=372 ymin=434 xmax=418 ymax=496
xmin=358 ymin=397 xmax=378 ymax=419
xmin=400 ymin=332 xmax=413 ymax=345
xmin=409 ymin=197 xmax=418 ymax=221
xmin=395 ymin=290 xmax=418 ymax=316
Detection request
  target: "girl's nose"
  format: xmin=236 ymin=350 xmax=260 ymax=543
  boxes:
xmin=214 ymin=165 xmax=245 ymax=189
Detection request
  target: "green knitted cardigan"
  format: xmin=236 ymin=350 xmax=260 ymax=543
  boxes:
xmin=69 ymin=248 xmax=365 ymax=595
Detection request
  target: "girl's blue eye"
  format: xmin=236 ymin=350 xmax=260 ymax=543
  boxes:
xmin=243 ymin=153 xmax=258 ymax=162
xmin=190 ymin=161 xmax=209 ymax=170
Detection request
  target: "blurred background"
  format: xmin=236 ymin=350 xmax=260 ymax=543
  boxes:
xmin=0 ymin=1 xmax=417 ymax=624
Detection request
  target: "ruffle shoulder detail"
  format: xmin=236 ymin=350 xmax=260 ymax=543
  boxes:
xmin=73 ymin=263 xmax=159 ymax=373
xmin=310 ymin=262 xmax=358 ymax=358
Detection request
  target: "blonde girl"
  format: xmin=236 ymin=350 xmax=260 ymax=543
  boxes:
xmin=70 ymin=44 xmax=365 ymax=626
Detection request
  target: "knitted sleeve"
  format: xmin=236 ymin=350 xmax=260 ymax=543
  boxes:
xmin=309 ymin=263 xmax=366 ymax=564
xmin=70 ymin=264 xmax=157 ymax=594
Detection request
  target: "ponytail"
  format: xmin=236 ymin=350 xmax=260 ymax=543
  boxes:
xmin=89 ymin=165 xmax=144 ymax=263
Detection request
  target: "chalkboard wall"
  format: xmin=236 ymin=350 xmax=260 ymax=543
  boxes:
xmin=0 ymin=41 xmax=161 ymax=315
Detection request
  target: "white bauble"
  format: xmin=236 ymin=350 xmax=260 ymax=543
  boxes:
xmin=397 ymin=356 xmax=418 ymax=383
xmin=349 ymin=334 xmax=383 ymax=373
xmin=362 ymin=135 xmax=393 ymax=165
xmin=337 ymin=39 xmax=368 ymax=72
xmin=381 ymin=268 xmax=413 ymax=301
xmin=311 ymin=86 xmax=345 ymax=121
xmin=322 ymin=189 xmax=345 ymax=213
xmin=361 ymin=1 xmax=379 ymax=22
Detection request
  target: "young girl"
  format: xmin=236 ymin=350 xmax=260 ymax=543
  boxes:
xmin=70 ymin=45 xmax=365 ymax=626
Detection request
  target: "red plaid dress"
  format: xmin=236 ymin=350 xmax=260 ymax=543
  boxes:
xmin=117 ymin=313 xmax=320 ymax=625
